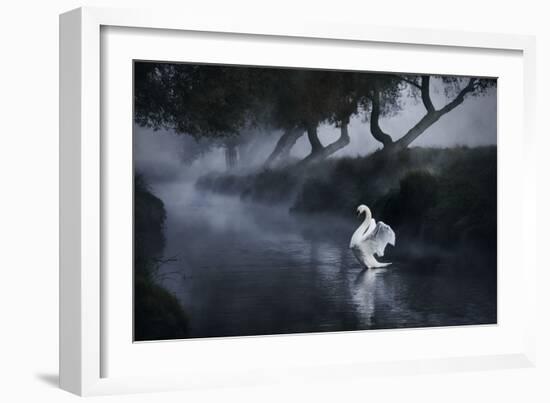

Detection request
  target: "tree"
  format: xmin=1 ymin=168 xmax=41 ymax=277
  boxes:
xmin=134 ymin=62 xmax=260 ymax=169
xmin=135 ymin=62 xmax=496 ymax=170
xmin=295 ymin=71 xmax=360 ymax=164
xmin=262 ymin=69 xmax=360 ymax=166
xmin=362 ymin=74 xmax=496 ymax=152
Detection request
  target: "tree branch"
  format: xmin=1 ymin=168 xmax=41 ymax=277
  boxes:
xmin=420 ymin=76 xmax=435 ymax=113
xmin=398 ymin=76 xmax=421 ymax=89
xmin=392 ymin=78 xmax=478 ymax=150
xmin=439 ymin=78 xmax=477 ymax=114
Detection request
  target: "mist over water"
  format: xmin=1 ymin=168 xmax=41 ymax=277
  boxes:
xmin=143 ymin=178 xmax=495 ymax=338
xmin=135 ymin=138 xmax=496 ymax=338
xmin=134 ymin=79 xmax=497 ymax=338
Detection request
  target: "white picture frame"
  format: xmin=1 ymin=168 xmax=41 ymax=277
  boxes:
xmin=59 ymin=6 xmax=537 ymax=396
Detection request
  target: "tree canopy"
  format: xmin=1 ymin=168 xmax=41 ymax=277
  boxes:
xmin=134 ymin=62 xmax=496 ymax=168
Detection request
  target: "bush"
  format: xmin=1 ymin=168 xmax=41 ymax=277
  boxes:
xmin=376 ymin=171 xmax=439 ymax=237
xmin=196 ymin=146 xmax=497 ymax=252
xmin=134 ymin=174 xmax=189 ymax=341
xmin=134 ymin=273 xmax=188 ymax=341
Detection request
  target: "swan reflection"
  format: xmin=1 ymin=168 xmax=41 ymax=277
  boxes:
xmin=350 ymin=268 xmax=387 ymax=327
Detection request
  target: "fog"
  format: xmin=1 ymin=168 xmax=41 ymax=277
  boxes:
xmin=134 ymin=76 xmax=497 ymax=338
xmin=148 ymin=172 xmax=496 ymax=338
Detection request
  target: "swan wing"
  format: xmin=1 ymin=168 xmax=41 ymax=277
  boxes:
xmin=363 ymin=221 xmax=395 ymax=257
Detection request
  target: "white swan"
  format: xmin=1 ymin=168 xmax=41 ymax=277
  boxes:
xmin=349 ymin=204 xmax=395 ymax=269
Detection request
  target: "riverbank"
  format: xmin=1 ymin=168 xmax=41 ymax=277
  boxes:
xmin=134 ymin=175 xmax=188 ymax=341
xmin=150 ymin=158 xmax=496 ymax=337
xmin=196 ymin=146 xmax=497 ymax=255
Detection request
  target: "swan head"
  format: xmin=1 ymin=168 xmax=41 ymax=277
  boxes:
xmin=356 ymin=204 xmax=371 ymax=220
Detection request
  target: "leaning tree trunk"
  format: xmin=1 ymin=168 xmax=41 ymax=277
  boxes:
xmin=370 ymin=76 xmax=477 ymax=153
xmin=391 ymin=77 xmax=476 ymax=151
xmin=369 ymin=90 xmax=394 ymax=147
xmin=299 ymin=118 xmax=351 ymax=166
xmin=264 ymin=128 xmax=304 ymax=168
xmin=306 ymin=123 xmax=324 ymax=156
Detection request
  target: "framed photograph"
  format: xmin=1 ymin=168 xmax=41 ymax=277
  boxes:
xmin=60 ymin=7 xmax=537 ymax=396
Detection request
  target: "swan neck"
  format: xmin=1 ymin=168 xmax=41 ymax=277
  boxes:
xmin=361 ymin=213 xmax=371 ymax=230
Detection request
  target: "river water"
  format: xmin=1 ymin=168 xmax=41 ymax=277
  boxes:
xmin=153 ymin=181 xmax=496 ymax=339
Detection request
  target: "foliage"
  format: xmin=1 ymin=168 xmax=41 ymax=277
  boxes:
xmin=134 ymin=268 xmax=189 ymax=341
xmin=198 ymin=147 xmax=497 ymax=251
xmin=134 ymin=174 xmax=189 ymax=341
xmin=134 ymin=64 xmax=429 ymax=136
xmin=135 ymin=61 xmax=496 ymax=165
xmin=135 ymin=63 xmax=257 ymax=139
xmin=134 ymin=174 xmax=166 ymax=265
